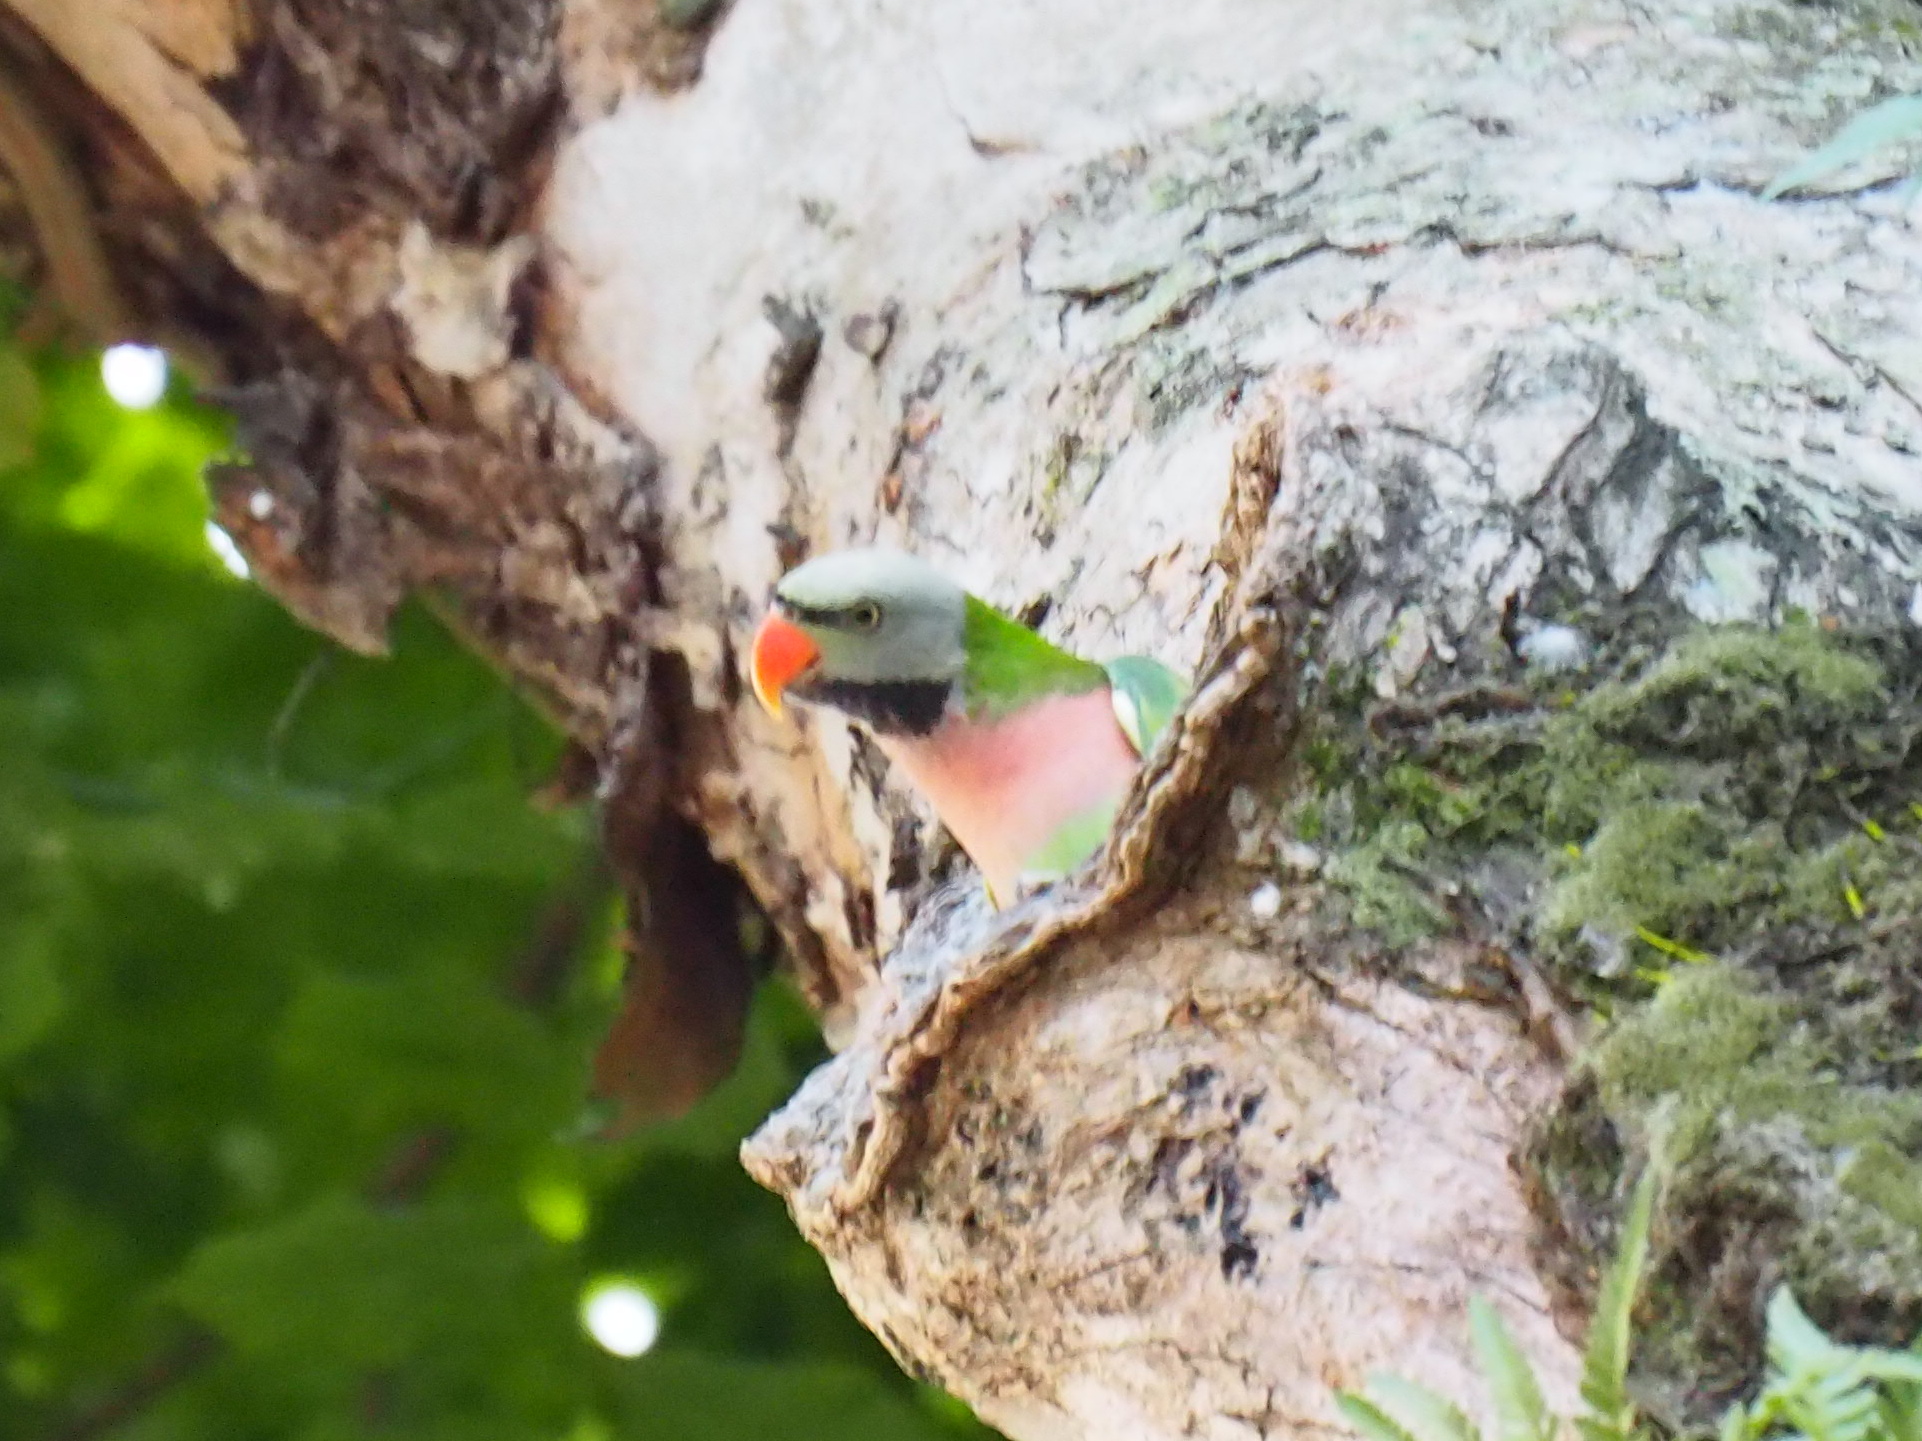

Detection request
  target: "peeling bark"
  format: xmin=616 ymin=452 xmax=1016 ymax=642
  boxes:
xmin=6 ymin=0 xmax=1922 ymax=1436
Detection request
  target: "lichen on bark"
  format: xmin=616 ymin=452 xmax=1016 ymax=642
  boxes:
xmin=1295 ymin=614 xmax=1922 ymax=1423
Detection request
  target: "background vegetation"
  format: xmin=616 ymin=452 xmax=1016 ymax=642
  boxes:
xmin=0 ymin=331 xmax=989 ymax=1440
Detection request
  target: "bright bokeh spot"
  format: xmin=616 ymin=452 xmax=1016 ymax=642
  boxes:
xmin=580 ymin=1280 xmax=660 ymax=1358
xmin=204 ymin=522 xmax=251 ymax=580
xmin=522 ymin=1173 xmax=590 ymax=1243
xmin=99 ymin=344 xmax=168 ymax=410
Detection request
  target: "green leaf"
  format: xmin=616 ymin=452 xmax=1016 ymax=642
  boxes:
xmin=1471 ymin=1295 xmax=1554 ymax=1441
xmin=8 ymin=347 xmax=230 ymax=569
xmin=1751 ymin=1293 xmax=1922 ymax=1441
xmin=1785 ymin=1365 xmax=1880 ymax=1441
xmin=603 ymin=1353 xmax=966 ymax=1441
xmin=1767 ymin=1286 xmax=1844 ymax=1377
xmin=1854 ymin=1354 xmax=1922 ymax=1387
xmin=0 ymin=926 xmax=64 ymax=1061
xmin=1879 ymin=1381 xmax=1922 ymax=1441
xmin=0 ymin=343 xmax=43 ymax=470
xmin=1578 ymin=1166 xmax=1658 ymax=1441
xmin=171 ymin=1194 xmax=570 ymax=1375
xmin=1363 ymin=1373 xmax=1484 ymax=1441
xmin=1572 ymin=1414 xmax=1630 ymax=1441
xmin=1763 ymin=94 xmax=1922 ymax=200
xmin=275 ymin=967 xmax=575 ymax=1157
xmin=1340 ymin=1392 xmax=1426 ymax=1441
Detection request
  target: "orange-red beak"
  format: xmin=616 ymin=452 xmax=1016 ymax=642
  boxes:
xmin=749 ymin=610 xmax=820 ymax=718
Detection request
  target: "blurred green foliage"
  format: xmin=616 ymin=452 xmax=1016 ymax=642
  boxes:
xmin=0 ymin=339 xmax=990 ymax=1440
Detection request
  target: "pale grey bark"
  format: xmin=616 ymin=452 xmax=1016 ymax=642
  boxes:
xmin=660 ymin=1 xmax=1920 ymax=1434
xmin=543 ymin=0 xmax=1922 ymax=1009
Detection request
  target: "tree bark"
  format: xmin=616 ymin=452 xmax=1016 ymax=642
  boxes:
xmin=7 ymin=0 xmax=1922 ymax=1437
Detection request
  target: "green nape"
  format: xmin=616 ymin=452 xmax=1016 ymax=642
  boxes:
xmin=960 ymin=595 xmax=1107 ymax=721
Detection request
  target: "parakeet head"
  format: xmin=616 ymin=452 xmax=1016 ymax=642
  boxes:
xmin=749 ymin=548 xmax=968 ymax=736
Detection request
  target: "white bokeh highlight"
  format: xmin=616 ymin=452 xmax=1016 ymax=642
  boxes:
xmin=580 ymin=1281 xmax=660 ymax=1358
xmin=100 ymin=344 xmax=169 ymax=409
xmin=205 ymin=522 xmax=251 ymax=580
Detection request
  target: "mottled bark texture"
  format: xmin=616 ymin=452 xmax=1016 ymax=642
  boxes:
xmin=6 ymin=0 xmax=1921 ymax=1436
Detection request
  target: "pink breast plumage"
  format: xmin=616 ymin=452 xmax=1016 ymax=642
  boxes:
xmin=875 ymin=687 xmax=1140 ymax=902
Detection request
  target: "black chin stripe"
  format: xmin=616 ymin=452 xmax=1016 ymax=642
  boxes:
xmin=794 ymin=678 xmax=952 ymax=737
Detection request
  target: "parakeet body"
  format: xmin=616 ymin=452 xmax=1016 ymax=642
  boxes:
xmin=876 ymin=683 xmax=1139 ymax=903
xmin=749 ymin=548 xmax=1186 ymax=904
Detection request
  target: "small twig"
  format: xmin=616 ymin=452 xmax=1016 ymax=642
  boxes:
xmin=504 ymin=847 xmax=612 ymax=1010
xmin=264 ymin=650 xmax=332 ymax=779
xmin=46 ymin=1328 xmax=221 ymax=1441
xmin=366 ymin=1126 xmax=459 ymax=1208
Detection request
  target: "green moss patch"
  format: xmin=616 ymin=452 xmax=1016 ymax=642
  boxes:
xmin=1287 ymin=621 xmax=1922 ymax=1421
xmin=1304 ymin=623 xmax=1920 ymax=964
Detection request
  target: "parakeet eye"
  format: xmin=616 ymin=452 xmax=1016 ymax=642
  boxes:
xmin=849 ymin=601 xmax=884 ymax=630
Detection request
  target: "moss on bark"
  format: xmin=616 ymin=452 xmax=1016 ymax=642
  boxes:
xmin=1283 ymin=619 xmax=1922 ymax=1424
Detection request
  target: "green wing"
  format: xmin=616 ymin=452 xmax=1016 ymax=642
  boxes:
xmin=1103 ymin=655 xmax=1188 ymax=758
xmin=1001 ymin=655 xmax=1188 ymax=904
xmin=1008 ymin=656 xmax=1187 ymax=899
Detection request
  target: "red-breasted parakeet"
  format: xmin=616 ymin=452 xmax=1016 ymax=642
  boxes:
xmin=749 ymin=548 xmax=1186 ymax=905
